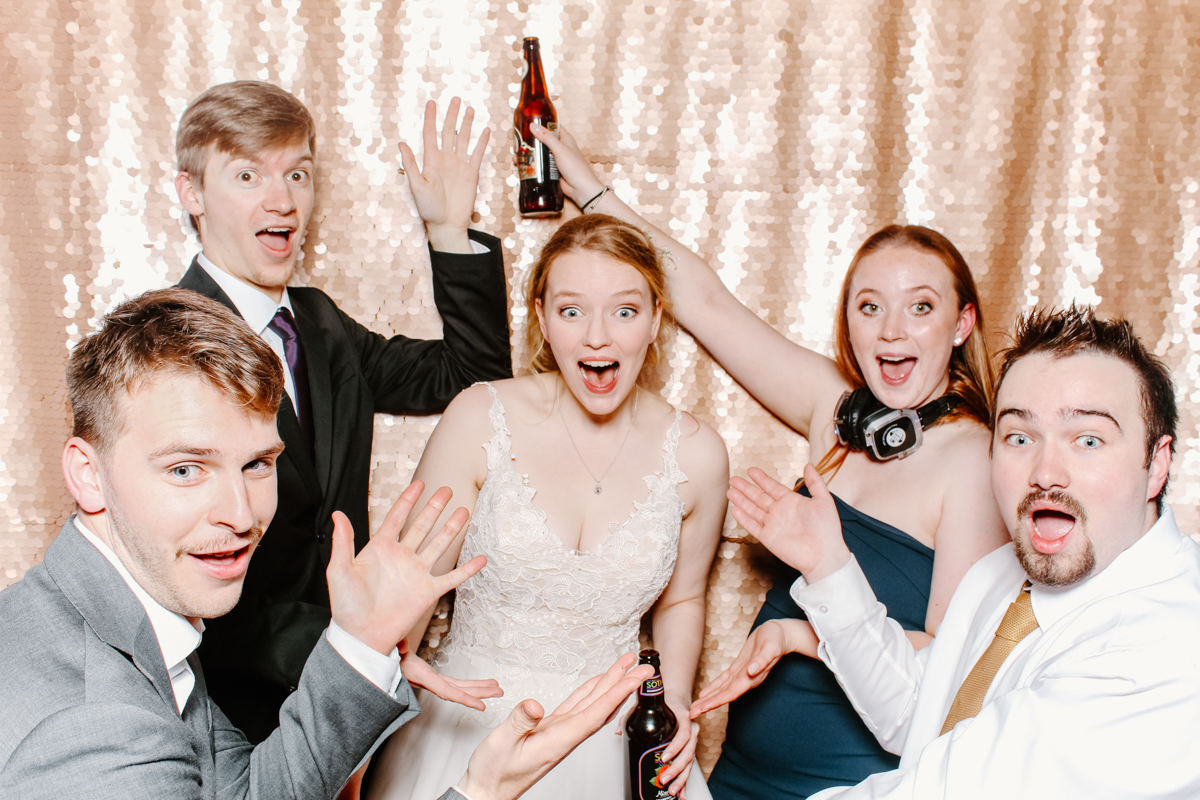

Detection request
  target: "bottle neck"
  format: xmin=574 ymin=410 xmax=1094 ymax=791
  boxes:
xmin=522 ymin=44 xmax=549 ymax=96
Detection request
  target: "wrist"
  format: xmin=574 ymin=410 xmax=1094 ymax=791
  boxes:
xmin=426 ymin=223 xmax=473 ymax=254
xmin=800 ymin=545 xmax=852 ymax=585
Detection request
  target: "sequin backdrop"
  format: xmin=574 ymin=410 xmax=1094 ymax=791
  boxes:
xmin=2 ymin=0 xmax=1198 ymax=771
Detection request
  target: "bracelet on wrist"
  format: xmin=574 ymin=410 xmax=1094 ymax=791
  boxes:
xmin=582 ymin=185 xmax=612 ymax=214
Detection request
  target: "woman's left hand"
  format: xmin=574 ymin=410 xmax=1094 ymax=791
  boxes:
xmin=655 ymin=698 xmax=699 ymax=798
xmin=398 ymin=639 xmax=504 ymax=711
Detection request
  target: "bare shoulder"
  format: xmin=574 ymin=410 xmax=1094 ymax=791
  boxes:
xmin=929 ymin=417 xmax=993 ymax=482
xmin=675 ymin=409 xmax=730 ymax=488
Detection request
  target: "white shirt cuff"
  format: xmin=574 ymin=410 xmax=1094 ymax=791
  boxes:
xmin=326 ymin=621 xmax=404 ymax=697
xmin=790 ymin=555 xmax=880 ymax=635
xmin=451 ymin=785 xmax=478 ymax=800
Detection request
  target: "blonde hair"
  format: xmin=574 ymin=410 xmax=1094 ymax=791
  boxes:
xmin=176 ymin=81 xmax=316 ymax=230
xmin=524 ymin=214 xmax=674 ymax=384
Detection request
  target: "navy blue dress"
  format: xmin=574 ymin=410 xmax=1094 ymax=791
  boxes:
xmin=706 ymin=492 xmax=934 ymax=799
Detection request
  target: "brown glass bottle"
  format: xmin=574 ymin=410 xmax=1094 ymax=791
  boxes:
xmin=626 ymin=649 xmax=678 ymax=800
xmin=514 ymin=36 xmax=563 ymax=217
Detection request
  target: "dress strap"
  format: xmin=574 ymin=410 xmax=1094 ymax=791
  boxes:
xmin=660 ymin=409 xmax=687 ymax=486
xmin=479 ymin=382 xmax=513 ymax=471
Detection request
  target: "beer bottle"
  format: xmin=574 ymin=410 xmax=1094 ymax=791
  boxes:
xmin=626 ymin=649 xmax=678 ymax=800
xmin=514 ymin=36 xmax=564 ymax=217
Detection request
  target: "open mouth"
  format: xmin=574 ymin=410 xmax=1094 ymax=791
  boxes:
xmin=579 ymin=360 xmax=619 ymax=394
xmin=1030 ymin=508 xmax=1077 ymax=555
xmin=878 ymin=355 xmax=916 ymax=385
xmin=256 ymin=227 xmax=294 ymax=253
xmin=189 ymin=544 xmax=254 ymax=580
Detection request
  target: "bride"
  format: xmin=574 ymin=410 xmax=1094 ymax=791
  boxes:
xmin=365 ymin=214 xmax=729 ymax=800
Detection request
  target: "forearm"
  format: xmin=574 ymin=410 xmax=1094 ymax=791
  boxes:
xmin=651 ymin=597 xmax=706 ymax=707
xmin=793 ymin=557 xmax=924 ymax=754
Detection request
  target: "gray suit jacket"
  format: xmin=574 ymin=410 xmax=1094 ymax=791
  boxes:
xmin=0 ymin=519 xmax=462 ymax=800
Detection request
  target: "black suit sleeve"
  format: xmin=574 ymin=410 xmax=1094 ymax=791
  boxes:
xmin=340 ymin=229 xmax=512 ymax=415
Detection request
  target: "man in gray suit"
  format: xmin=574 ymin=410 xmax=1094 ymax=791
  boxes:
xmin=0 ymin=288 xmax=648 ymax=800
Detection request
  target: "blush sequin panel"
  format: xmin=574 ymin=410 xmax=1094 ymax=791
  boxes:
xmin=2 ymin=0 xmax=1198 ymax=771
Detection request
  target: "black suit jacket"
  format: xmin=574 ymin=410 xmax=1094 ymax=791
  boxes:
xmin=178 ymin=230 xmax=512 ymax=740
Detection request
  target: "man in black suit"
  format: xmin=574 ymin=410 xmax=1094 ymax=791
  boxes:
xmin=172 ymin=80 xmax=512 ymax=741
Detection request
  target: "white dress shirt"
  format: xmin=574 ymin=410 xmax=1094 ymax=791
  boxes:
xmin=196 ymin=253 xmax=301 ymax=408
xmin=74 ymin=515 xmax=404 ymax=713
xmin=795 ymin=506 xmax=1200 ymax=799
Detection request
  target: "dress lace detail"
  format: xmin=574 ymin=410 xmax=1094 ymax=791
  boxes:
xmin=432 ymin=383 xmax=686 ymax=725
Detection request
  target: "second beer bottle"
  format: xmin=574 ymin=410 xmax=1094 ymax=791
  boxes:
xmin=514 ymin=36 xmax=564 ymax=217
xmin=626 ymin=649 xmax=678 ymax=800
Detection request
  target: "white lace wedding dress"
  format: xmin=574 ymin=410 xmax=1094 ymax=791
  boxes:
xmin=366 ymin=385 xmax=711 ymax=800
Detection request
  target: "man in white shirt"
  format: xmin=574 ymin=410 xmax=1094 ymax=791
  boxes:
xmin=0 ymin=288 xmax=645 ymax=800
xmin=727 ymin=306 xmax=1200 ymax=798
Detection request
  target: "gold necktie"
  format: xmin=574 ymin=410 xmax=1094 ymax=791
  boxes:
xmin=940 ymin=582 xmax=1038 ymax=735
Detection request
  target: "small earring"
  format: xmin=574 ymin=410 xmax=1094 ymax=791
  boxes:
xmin=953 ymin=337 xmax=962 ymax=346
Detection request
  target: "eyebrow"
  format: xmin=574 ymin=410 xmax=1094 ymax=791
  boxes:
xmin=552 ymin=289 xmax=645 ymax=300
xmin=854 ymin=284 xmax=943 ymax=299
xmin=147 ymin=442 xmax=286 ymax=461
xmin=995 ymin=407 xmax=1122 ymax=430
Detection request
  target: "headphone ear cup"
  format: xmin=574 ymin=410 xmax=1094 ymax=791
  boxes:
xmin=836 ymin=388 xmax=881 ymax=451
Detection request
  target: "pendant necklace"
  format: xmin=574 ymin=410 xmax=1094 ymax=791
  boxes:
xmin=559 ymin=385 xmax=638 ymax=495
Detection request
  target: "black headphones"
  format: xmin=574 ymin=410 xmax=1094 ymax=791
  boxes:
xmin=834 ymin=388 xmax=960 ymax=461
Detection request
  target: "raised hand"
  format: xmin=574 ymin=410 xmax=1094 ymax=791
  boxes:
xmin=690 ymin=619 xmax=818 ymax=717
xmin=326 ymin=480 xmax=487 ymax=655
xmin=397 ymin=638 xmax=503 ymax=712
xmin=728 ymin=464 xmax=851 ymax=584
xmin=399 ymin=98 xmax=491 ymax=253
xmin=528 ymin=122 xmax=605 ymax=208
xmin=458 ymin=654 xmax=653 ymax=800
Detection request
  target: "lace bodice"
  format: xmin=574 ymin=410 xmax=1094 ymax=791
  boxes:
xmin=433 ymin=384 xmax=686 ymax=722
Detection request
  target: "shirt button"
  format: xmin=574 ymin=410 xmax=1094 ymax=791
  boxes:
xmin=819 ymin=605 xmax=829 ymax=614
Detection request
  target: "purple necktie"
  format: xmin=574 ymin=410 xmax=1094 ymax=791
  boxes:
xmin=268 ymin=307 xmax=313 ymax=444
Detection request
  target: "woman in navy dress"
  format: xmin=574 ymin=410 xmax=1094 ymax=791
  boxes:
xmin=534 ymin=123 xmax=1010 ymax=798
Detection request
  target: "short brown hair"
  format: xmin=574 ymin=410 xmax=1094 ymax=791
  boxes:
xmin=67 ymin=288 xmax=285 ymax=456
xmin=524 ymin=214 xmax=674 ymax=384
xmin=996 ymin=306 xmax=1177 ymax=513
xmin=176 ymin=81 xmax=316 ymax=229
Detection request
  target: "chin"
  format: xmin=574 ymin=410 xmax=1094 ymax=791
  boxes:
xmin=1013 ymin=535 xmax=1097 ymax=587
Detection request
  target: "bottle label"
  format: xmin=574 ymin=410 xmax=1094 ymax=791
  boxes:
xmin=634 ymin=742 xmax=673 ymax=800
xmin=639 ymin=673 xmax=665 ymax=698
xmin=515 ymin=121 xmax=558 ymax=182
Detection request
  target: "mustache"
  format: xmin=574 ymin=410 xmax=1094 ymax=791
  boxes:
xmin=1016 ymin=489 xmax=1087 ymax=523
xmin=177 ymin=525 xmax=265 ymax=558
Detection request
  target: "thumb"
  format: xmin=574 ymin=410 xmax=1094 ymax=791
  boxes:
xmin=328 ymin=511 xmax=354 ymax=578
xmin=803 ymin=463 xmax=832 ymax=503
xmin=398 ymin=142 xmax=418 ymax=179
xmin=508 ymin=698 xmax=546 ymax=738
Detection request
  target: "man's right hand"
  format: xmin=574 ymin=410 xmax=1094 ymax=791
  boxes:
xmin=457 ymin=655 xmax=653 ymax=800
xmin=326 ymin=480 xmax=486 ymax=655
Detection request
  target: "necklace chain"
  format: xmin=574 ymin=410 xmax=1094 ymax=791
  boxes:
xmin=558 ymin=385 xmax=638 ymax=495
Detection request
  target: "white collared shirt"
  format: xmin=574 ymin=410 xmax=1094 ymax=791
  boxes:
xmin=74 ymin=516 xmax=404 ymax=714
xmin=196 ymin=253 xmax=300 ymax=408
xmin=795 ymin=506 xmax=1200 ymax=798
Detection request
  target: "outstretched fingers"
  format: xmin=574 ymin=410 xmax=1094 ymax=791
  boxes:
xmin=440 ymin=97 xmax=462 ymax=153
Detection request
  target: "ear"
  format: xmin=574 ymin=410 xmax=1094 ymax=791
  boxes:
xmin=1146 ymin=434 xmax=1173 ymax=503
xmin=62 ymin=437 xmax=108 ymax=514
xmin=535 ymin=297 xmax=549 ymax=341
xmin=649 ymin=298 xmax=663 ymax=343
xmin=954 ymin=302 xmax=977 ymax=346
xmin=175 ymin=171 xmax=205 ymax=219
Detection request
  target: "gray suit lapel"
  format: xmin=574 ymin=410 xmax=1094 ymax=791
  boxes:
xmin=47 ymin=518 xmax=180 ymax=713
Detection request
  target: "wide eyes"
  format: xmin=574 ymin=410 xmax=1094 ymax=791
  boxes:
xmin=237 ymin=170 xmax=256 ymax=183
xmin=1076 ymin=435 xmax=1102 ymax=449
xmin=1004 ymin=433 xmax=1031 ymax=447
xmin=288 ymin=170 xmax=309 ymax=183
xmin=561 ymin=307 xmax=581 ymax=319
xmin=170 ymin=464 xmax=201 ymax=481
xmin=856 ymin=300 xmax=934 ymax=315
xmin=557 ymin=306 xmax=639 ymax=319
xmin=616 ymin=307 xmax=636 ymax=319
